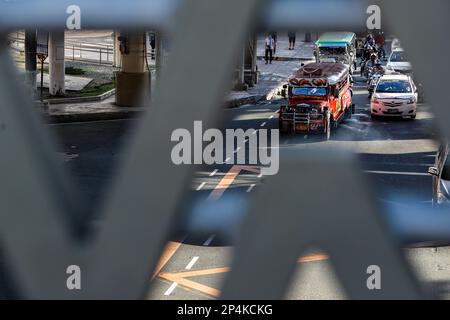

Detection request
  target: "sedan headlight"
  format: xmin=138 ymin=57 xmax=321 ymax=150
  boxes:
xmin=407 ymin=97 xmax=416 ymax=104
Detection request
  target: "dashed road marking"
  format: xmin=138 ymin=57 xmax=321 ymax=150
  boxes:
xmin=185 ymin=257 xmax=199 ymax=270
xmin=203 ymin=234 xmax=216 ymax=246
xmin=247 ymin=184 xmax=256 ymax=193
xmin=164 ymin=282 xmax=178 ymax=296
xmin=196 ymin=182 xmax=206 ymax=191
xmin=260 ymin=122 xmax=267 ymax=127
xmin=209 ymin=169 xmax=218 ymax=177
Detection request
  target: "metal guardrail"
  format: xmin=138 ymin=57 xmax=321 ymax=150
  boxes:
xmin=8 ymin=32 xmax=154 ymax=66
xmin=0 ymin=0 xmax=449 ymax=300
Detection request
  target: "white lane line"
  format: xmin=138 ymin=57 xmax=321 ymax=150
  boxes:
xmin=364 ymin=170 xmax=429 ymax=176
xmin=268 ymin=115 xmax=274 ymax=119
xmin=185 ymin=256 xmax=199 ymax=270
xmin=164 ymin=282 xmax=178 ymax=296
xmin=247 ymin=184 xmax=256 ymax=193
xmin=203 ymin=234 xmax=216 ymax=246
xmin=196 ymin=182 xmax=206 ymax=191
xmin=210 ymin=169 xmax=218 ymax=177
xmin=234 ymin=147 xmax=241 ymax=153
xmin=260 ymin=122 xmax=267 ymax=127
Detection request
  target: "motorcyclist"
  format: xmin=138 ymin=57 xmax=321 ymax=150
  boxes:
xmin=372 ymin=60 xmax=385 ymax=75
xmin=366 ymin=33 xmax=375 ymax=47
xmin=362 ymin=53 xmax=378 ymax=77
xmin=367 ymin=60 xmax=384 ymax=98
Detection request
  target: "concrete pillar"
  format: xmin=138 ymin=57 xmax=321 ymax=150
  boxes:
xmin=115 ymin=32 xmax=150 ymax=107
xmin=244 ymin=34 xmax=258 ymax=86
xmin=48 ymin=30 xmax=65 ymax=96
xmin=113 ymin=30 xmax=122 ymax=68
xmin=239 ymin=46 xmax=245 ymax=85
xmin=155 ymin=32 xmax=166 ymax=82
xmin=24 ymin=29 xmax=37 ymax=97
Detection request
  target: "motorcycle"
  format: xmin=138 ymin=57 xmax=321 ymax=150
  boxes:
xmin=367 ymin=68 xmax=383 ymax=98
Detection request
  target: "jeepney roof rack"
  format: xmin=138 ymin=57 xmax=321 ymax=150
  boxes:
xmin=291 ymin=62 xmax=348 ymax=84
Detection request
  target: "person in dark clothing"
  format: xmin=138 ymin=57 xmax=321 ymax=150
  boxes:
xmin=374 ymin=31 xmax=386 ymax=60
xmin=269 ymin=31 xmax=277 ymax=55
xmin=288 ymin=31 xmax=296 ymax=50
xmin=265 ymin=34 xmax=274 ymax=64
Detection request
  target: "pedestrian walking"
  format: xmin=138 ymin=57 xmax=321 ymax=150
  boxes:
xmin=265 ymin=34 xmax=274 ymax=64
xmin=288 ymin=31 xmax=296 ymax=50
xmin=270 ymin=31 xmax=277 ymax=55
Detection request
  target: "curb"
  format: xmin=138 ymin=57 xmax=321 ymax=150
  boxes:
xmin=45 ymin=109 xmax=144 ymax=124
xmin=257 ymin=56 xmax=315 ymax=62
xmin=226 ymin=94 xmax=267 ymax=109
xmin=45 ymin=93 xmax=267 ymax=123
xmin=38 ymin=88 xmax=116 ymax=105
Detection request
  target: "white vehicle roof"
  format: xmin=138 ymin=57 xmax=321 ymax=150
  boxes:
xmin=379 ymin=74 xmax=410 ymax=81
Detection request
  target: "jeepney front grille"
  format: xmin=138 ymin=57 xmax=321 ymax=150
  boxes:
xmin=281 ymin=111 xmax=324 ymax=123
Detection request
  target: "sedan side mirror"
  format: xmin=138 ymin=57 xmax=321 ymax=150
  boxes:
xmin=428 ymin=166 xmax=439 ymax=177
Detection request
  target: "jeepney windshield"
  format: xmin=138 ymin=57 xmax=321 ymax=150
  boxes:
xmin=319 ymin=46 xmax=346 ymax=56
xmin=292 ymin=87 xmax=327 ymax=96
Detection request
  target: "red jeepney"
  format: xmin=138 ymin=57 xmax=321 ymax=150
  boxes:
xmin=279 ymin=62 xmax=354 ymax=139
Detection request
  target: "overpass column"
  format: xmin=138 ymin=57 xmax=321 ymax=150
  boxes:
xmin=115 ymin=32 xmax=150 ymax=107
xmin=113 ymin=31 xmax=122 ymax=68
xmin=245 ymin=34 xmax=258 ymax=86
xmin=48 ymin=30 xmax=65 ymax=96
xmin=24 ymin=29 xmax=37 ymax=97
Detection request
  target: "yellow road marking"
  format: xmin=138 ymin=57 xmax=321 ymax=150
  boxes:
xmin=157 ymin=254 xmax=329 ymax=298
xmin=207 ymin=165 xmax=260 ymax=201
xmin=153 ymin=241 xmax=182 ymax=278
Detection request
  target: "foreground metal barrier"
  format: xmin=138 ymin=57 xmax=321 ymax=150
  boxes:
xmin=0 ymin=0 xmax=449 ymax=299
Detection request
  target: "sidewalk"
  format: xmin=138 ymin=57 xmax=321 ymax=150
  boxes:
xmin=39 ymin=36 xmax=315 ymax=123
xmin=228 ymin=34 xmax=315 ymax=107
xmin=257 ymin=33 xmax=316 ymax=61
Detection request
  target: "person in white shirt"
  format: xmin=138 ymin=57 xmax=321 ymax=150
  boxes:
xmin=265 ymin=34 xmax=274 ymax=64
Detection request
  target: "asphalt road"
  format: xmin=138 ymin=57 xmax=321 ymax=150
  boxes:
xmin=49 ymin=73 xmax=449 ymax=300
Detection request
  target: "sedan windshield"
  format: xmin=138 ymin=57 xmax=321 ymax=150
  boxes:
xmin=292 ymin=87 xmax=327 ymax=96
xmin=376 ymin=80 xmax=412 ymax=93
xmin=390 ymin=51 xmax=407 ymax=62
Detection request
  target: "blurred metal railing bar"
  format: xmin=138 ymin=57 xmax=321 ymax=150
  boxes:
xmin=0 ymin=33 xmax=84 ymax=296
xmin=263 ymin=0 xmax=369 ymax=31
xmin=0 ymin=0 xmax=370 ymax=31
xmin=181 ymin=195 xmax=450 ymax=247
xmin=0 ymin=0 xmax=179 ymax=31
xmin=380 ymin=0 xmax=450 ymax=141
xmin=0 ymin=0 xmax=260 ymax=298
xmin=221 ymin=151 xmax=424 ymax=299
xmin=85 ymin=0 xmax=261 ymax=299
